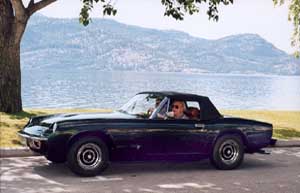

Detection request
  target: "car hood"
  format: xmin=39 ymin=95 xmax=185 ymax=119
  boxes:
xmin=39 ymin=111 xmax=136 ymax=124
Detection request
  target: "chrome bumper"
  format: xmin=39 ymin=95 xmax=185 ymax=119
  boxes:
xmin=18 ymin=132 xmax=48 ymax=141
xmin=18 ymin=132 xmax=48 ymax=150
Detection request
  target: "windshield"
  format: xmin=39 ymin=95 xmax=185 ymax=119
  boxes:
xmin=119 ymin=93 xmax=164 ymax=117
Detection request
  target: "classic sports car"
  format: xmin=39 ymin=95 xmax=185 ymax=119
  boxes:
xmin=19 ymin=91 xmax=274 ymax=176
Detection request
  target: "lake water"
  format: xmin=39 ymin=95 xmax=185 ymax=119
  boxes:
xmin=22 ymin=69 xmax=300 ymax=110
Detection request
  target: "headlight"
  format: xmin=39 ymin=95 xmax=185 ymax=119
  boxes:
xmin=52 ymin=123 xmax=58 ymax=133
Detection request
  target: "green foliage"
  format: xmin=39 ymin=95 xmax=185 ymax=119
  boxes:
xmin=274 ymin=0 xmax=300 ymax=57
xmin=161 ymin=0 xmax=233 ymax=21
xmin=79 ymin=0 xmax=233 ymax=24
xmin=79 ymin=0 xmax=117 ymax=26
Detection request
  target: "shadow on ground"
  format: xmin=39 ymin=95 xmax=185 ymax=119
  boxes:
xmin=33 ymin=156 xmax=278 ymax=178
xmin=0 ymin=155 xmax=283 ymax=193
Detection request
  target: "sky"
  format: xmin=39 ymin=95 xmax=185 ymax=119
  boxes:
xmin=27 ymin=0 xmax=294 ymax=54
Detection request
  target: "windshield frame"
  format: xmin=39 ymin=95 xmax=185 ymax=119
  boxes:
xmin=149 ymin=97 xmax=169 ymax=119
xmin=118 ymin=93 xmax=166 ymax=118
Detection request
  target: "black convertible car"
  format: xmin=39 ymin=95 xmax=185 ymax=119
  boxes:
xmin=19 ymin=91 xmax=274 ymax=176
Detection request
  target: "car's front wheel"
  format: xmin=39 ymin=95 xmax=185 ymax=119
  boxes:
xmin=67 ymin=137 xmax=109 ymax=176
xmin=210 ymin=135 xmax=244 ymax=170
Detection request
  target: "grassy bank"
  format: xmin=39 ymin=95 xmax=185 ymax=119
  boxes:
xmin=1 ymin=109 xmax=299 ymax=148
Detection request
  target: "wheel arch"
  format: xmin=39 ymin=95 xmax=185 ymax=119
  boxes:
xmin=67 ymin=130 xmax=115 ymax=155
xmin=212 ymin=129 xmax=249 ymax=150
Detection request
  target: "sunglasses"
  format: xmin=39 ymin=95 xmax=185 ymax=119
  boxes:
xmin=172 ymin=105 xmax=180 ymax=109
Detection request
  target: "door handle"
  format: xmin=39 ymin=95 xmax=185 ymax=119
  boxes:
xmin=195 ymin=123 xmax=205 ymax=129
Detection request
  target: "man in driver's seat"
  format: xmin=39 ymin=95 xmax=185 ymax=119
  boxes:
xmin=147 ymin=98 xmax=162 ymax=116
xmin=171 ymin=101 xmax=189 ymax=119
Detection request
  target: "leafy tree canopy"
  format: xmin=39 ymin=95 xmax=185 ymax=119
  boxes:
xmin=274 ymin=0 xmax=300 ymax=57
xmin=79 ymin=0 xmax=233 ymax=25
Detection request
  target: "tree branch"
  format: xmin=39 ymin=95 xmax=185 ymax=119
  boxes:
xmin=27 ymin=0 xmax=34 ymax=8
xmin=27 ymin=0 xmax=57 ymax=16
xmin=10 ymin=0 xmax=26 ymax=19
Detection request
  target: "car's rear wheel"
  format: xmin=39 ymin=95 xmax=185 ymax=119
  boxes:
xmin=67 ymin=137 xmax=109 ymax=176
xmin=210 ymin=135 xmax=244 ymax=170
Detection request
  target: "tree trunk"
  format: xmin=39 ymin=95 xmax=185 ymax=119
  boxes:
xmin=0 ymin=0 xmax=27 ymax=113
xmin=0 ymin=43 xmax=23 ymax=113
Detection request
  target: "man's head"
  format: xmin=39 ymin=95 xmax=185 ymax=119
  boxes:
xmin=155 ymin=98 xmax=162 ymax=108
xmin=189 ymin=107 xmax=200 ymax=119
xmin=171 ymin=101 xmax=186 ymax=118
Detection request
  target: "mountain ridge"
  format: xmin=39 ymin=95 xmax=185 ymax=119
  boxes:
xmin=21 ymin=14 xmax=300 ymax=75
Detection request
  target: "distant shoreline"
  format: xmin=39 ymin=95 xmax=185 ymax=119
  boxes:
xmin=21 ymin=68 xmax=300 ymax=77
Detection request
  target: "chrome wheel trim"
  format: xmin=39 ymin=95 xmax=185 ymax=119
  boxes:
xmin=218 ymin=139 xmax=239 ymax=165
xmin=77 ymin=143 xmax=102 ymax=170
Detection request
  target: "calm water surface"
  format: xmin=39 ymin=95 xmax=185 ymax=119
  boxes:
xmin=22 ymin=69 xmax=300 ymax=110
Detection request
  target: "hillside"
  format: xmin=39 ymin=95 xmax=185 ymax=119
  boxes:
xmin=21 ymin=14 xmax=300 ymax=75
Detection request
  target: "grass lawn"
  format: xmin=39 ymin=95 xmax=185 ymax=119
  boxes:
xmin=0 ymin=109 xmax=299 ymax=148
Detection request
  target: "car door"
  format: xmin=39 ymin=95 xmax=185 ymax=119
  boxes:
xmin=133 ymin=120 xmax=168 ymax=160
xmin=134 ymin=121 xmax=208 ymax=161
xmin=108 ymin=119 xmax=167 ymax=161
xmin=163 ymin=119 xmax=208 ymax=156
xmin=131 ymin=99 xmax=207 ymax=160
xmin=162 ymin=100 xmax=210 ymax=159
xmin=106 ymin=122 xmax=143 ymax=161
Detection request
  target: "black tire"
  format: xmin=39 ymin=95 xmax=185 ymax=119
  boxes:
xmin=67 ymin=137 xmax=109 ymax=176
xmin=26 ymin=139 xmax=45 ymax=154
xmin=210 ymin=135 xmax=244 ymax=170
